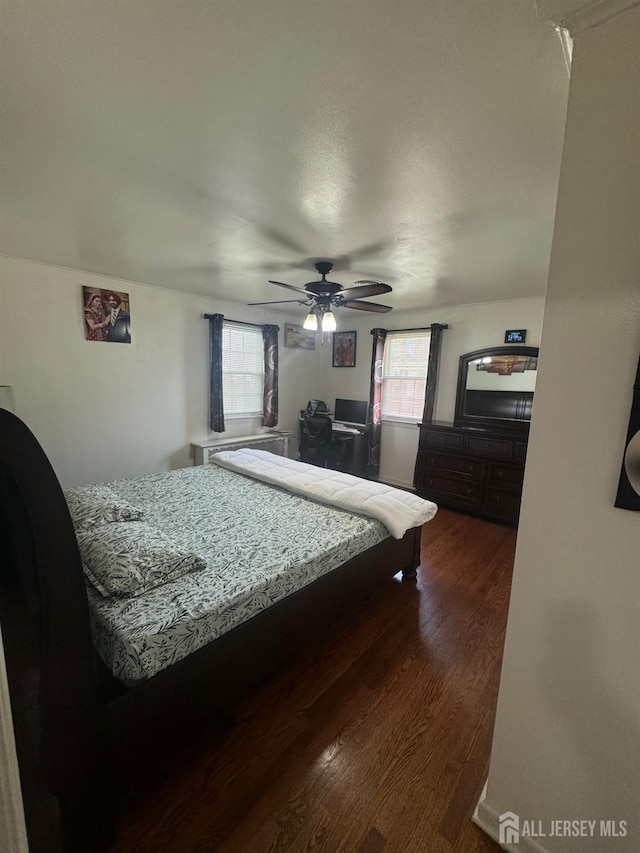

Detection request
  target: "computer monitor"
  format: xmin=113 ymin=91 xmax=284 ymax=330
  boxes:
xmin=334 ymin=398 xmax=369 ymax=426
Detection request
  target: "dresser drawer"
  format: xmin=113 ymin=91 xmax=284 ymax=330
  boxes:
xmin=423 ymin=474 xmax=482 ymax=502
xmin=485 ymin=487 xmax=521 ymax=520
xmin=515 ymin=442 xmax=528 ymax=461
xmin=489 ymin=462 xmax=524 ymax=488
xmin=424 ymin=452 xmax=483 ymax=480
xmin=465 ymin=435 xmax=513 ymax=459
xmin=415 ymin=423 xmax=527 ymax=526
xmin=423 ymin=430 xmax=463 ymax=451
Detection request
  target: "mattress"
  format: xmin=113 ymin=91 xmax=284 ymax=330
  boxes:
xmin=81 ymin=464 xmax=389 ymax=682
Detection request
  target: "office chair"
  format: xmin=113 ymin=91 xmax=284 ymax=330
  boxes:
xmin=301 ymin=413 xmax=350 ymax=471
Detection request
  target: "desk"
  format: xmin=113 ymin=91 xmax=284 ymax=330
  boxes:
xmin=298 ymin=414 xmax=369 ymax=477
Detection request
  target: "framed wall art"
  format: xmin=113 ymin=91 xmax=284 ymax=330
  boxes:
xmin=82 ymin=286 xmax=131 ymax=344
xmin=284 ymin=323 xmax=315 ymax=350
xmin=333 ymin=331 xmax=357 ymax=368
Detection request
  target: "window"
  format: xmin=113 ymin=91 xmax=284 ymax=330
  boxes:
xmin=222 ymin=322 xmax=264 ymax=417
xmin=381 ymin=331 xmax=431 ymax=420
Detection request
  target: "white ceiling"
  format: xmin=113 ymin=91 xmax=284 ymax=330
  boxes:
xmin=0 ymin=0 xmax=569 ymax=314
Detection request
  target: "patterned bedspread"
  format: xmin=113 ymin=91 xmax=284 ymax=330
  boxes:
xmin=82 ymin=464 xmax=389 ymax=682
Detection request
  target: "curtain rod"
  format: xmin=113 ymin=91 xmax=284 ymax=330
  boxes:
xmin=203 ymin=314 xmax=279 ymax=331
xmin=370 ymin=324 xmax=449 ymax=334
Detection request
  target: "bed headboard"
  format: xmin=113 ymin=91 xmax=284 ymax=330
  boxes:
xmin=0 ymin=410 xmax=107 ymax=796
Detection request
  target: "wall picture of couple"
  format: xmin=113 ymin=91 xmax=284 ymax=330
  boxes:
xmin=82 ymin=287 xmax=132 ymax=344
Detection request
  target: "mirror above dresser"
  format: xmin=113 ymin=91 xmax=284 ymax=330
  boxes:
xmin=455 ymin=345 xmax=539 ymax=433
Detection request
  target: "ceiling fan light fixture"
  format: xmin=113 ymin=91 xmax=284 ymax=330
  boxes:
xmin=255 ymin=260 xmax=393 ymax=320
xmin=303 ymin=310 xmax=318 ymax=331
xmin=321 ymin=310 xmax=337 ymax=333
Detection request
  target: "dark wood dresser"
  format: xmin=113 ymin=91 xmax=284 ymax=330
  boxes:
xmin=415 ymin=421 xmax=529 ymax=526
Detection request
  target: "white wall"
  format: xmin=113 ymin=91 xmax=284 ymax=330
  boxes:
xmin=0 ymin=255 xmax=321 ymax=486
xmin=313 ymin=298 xmax=545 ymax=487
xmin=478 ymin=7 xmax=640 ymax=852
xmin=0 ymin=254 xmax=544 ymax=489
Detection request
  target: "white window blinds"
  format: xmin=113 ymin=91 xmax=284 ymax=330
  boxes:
xmin=222 ymin=323 xmax=264 ymax=416
xmin=381 ymin=330 xmax=431 ymax=420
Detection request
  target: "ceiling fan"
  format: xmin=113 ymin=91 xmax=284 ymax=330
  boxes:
xmin=248 ymin=260 xmax=393 ymax=332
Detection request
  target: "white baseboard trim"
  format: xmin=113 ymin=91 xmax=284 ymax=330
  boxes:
xmin=473 ymin=783 xmax=553 ymax=853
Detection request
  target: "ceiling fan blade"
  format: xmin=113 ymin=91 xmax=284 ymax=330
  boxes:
xmin=247 ymin=299 xmax=308 ymax=306
xmin=268 ymin=280 xmax=314 ymax=296
xmin=353 ymin=279 xmax=392 ymax=287
xmin=340 ymin=299 xmax=393 ymax=313
xmin=347 ymin=239 xmax=389 ymax=260
xmin=339 ymin=282 xmax=392 ymax=298
xmin=257 ymin=225 xmax=308 ymax=255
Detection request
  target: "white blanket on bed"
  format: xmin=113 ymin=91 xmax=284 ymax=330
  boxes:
xmin=210 ymin=449 xmax=438 ymax=539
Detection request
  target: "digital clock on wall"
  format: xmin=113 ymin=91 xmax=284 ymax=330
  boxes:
xmin=504 ymin=329 xmax=527 ymax=343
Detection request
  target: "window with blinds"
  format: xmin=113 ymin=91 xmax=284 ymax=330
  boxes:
xmin=222 ymin=322 xmax=264 ymax=417
xmin=381 ymin=331 xmax=431 ymax=420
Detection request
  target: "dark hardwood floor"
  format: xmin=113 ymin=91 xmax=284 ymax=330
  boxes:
xmin=109 ymin=509 xmax=514 ymax=853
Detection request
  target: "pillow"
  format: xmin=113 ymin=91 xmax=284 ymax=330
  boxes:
xmin=76 ymin=521 xmax=206 ymax=598
xmin=64 ymin=484 xmax=144 ymax=530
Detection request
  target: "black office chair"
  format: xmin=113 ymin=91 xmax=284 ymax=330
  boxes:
xmin=301 ymin=413 xmax=351 ymax=471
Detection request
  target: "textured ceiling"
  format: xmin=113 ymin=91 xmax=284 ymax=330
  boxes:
xmin=0 ymin=0 xmax=569 ymax=313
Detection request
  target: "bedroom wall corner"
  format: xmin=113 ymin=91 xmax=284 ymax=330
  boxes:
xmin=0 ymin=256 xmax=317 ymax=485
xmin=315 ymin=298 xmax=546 ymax=487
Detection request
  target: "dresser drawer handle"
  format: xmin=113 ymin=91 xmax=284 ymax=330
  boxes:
xmin=466 ymin=487 xmax=472 ymax=495
xmin=429 ymin=457 xmax=436 ymax=464
xmin=496 ymin=470 xmax=504 ymax=478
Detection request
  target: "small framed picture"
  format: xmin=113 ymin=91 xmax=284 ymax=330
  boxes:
xmin=333 ymin=331 xmax=357 ymax=368
xmin=82 ymin=286 xmax=131 ymax=344
xmin=284 ymin=323 xmax=315 ymax=350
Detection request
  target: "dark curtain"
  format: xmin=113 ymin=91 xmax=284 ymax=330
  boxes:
xmin=367 ymin=328 xmax=387 ymax=479
xmin=208 ymin=313 xmax=225 ymax=433
xmin=421 ymin=323 xmax=446 ymax=424
xmin=615 ymin=348 xmax=640 ymax=510
xmin=413 ymin=323 xmax=447 ymax=488
xmin=262 ymin=324 xmax=279 ymax=428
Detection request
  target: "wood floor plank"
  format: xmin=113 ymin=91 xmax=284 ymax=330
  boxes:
xmin=110 ymin=509 xmax=511 ymax=853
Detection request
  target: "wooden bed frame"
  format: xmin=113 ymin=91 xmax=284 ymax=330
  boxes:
xmin=0 ymin=410 xmax=421 ymax=851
